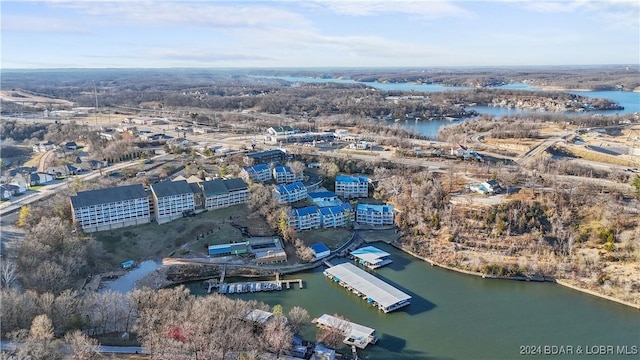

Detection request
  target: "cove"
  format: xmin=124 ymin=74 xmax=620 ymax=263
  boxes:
xmin=188 ymin=243 xmax=639 ymax=360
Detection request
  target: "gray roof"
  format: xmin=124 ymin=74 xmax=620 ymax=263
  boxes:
xmin=71 ymin=184 xmax=148 ymax=208
xmin=151 ymin=180 xmax=193 ymax=198
xmin=201 ymin=179 xmax=228 ymax=196
xmin=324 ymin=263 xmax=411 ymax=309
xmin=224 ymin=178 xmax=248 ymax=191
xmin=188 ymin=182 xmax=202 ymax=195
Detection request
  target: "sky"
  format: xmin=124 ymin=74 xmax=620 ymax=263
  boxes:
xmin=1 ymin=0 xmax=639 ymax=68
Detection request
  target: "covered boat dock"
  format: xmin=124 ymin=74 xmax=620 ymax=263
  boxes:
xmin=324 ymin=263 xmax=411 ymax=313
xmin=351 ymin=246 xmax=393 ymax=269
xmin=313 ymin=314 xmax=378 ymax=349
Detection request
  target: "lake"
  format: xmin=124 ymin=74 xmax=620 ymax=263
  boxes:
xmin=260 ymin=76 xmax=640 ymax=138
xmin=189 ymin=244 xmax=639 ymax=360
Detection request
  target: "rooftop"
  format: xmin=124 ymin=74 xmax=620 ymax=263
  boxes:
xmin=292 ymin=206 xmax=319 ymax=217
xmin=310 ymin=243 xmax=330 ymax=254
xmin=151 ymin=180 xmax=193 ymax=198
xmin=351 ymin=246 xmax=392 ymax=267
xmin=324 ymin=263 xmax=411 ymax=310
xmin=71 ymin=184 xmax=147 ymax=208
xmin=336 ymin=174 xmax=368 ymax=183
xmin=356 ymin=203 xmax=394 ymax=213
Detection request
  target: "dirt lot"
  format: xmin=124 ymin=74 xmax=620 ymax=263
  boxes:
xmin=93 ymin=205 xmax=271 ymax=269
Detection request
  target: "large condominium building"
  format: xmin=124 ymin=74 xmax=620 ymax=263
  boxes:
xmin=273 ymin=182 xmax=307 ymax=204
xmin=272 ymin=166 xmax=303 ymax=184
xmin=356 ymin=204 xmax=394 ymax=226
xmin=289 ymin=206 xmax=321 ymax=231
xmin=200 ymin=178 xmax=249 ymax=210
xmin=242 ymin=164 xmax=271 ymax=183
xmin=70 ymin=184 xmax=151 ymax=233
xmin=335 ymin=175 xmax=369 ymax=199
xmin=319 ymin=203 xmax=353 ymax=228
xmin=151 ymin=180 xmax=195 ymax=224
xmin=246 ymin=149 xmax=288 ymax=165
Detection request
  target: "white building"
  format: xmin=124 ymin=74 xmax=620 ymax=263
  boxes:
xmin=71 ymin=184 xmax=151 ymax=233
xmin=356 ymin=203 xmax=394 ymax=226
xmin=289 ymin=206 xmax=320 ymax=231
xmin=200 ymin=178 xmax=249 ymax=210
xmin=272 ymin=166 xmax=303 ymax=184
xmin=151 ymin=180 xmax=195 ymax=224
xmin=242 ymin=164 xmax=271 ymax=183
xmin=319 ymin=203 xmax=353 ymax=229
xmin=335 ymin=175 xmax=368 ymax=199
xmin=273 ymin=182 xmax=307 ymax=204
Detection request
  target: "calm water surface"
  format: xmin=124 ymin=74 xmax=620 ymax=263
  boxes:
xmin=189 ymin=244 xmax=639 ymax=360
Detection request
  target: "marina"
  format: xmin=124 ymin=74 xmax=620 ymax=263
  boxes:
xmin=204 ymin=274 xmax=303 ymax=294
xmin=313 ymin=314 xmax=378 ymax=349
xmin=324 ymin=262 xmax=411 ymax=313
xmin=351 ymin=246 xmax=393 ymax=269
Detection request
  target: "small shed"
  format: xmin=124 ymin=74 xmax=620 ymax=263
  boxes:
xmin=310 ymin=243 xmax=331 ymax=260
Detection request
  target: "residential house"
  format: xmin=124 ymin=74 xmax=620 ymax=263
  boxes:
xmin=32 ymin=141 xmax=56 ymax=153
xmin=272 ymin=166 xmax=303 ymax=184
xmin=200 ymin=178 xmax=249 ymax=210
xmin=29 ymin=172 xmax=55 ymax=186
xmin=335 ymin=175 xmax=369 ymax=199
xmin=273 ymin=182 xmax=307 ymax=204
xmin=356 ymin=203 xmax=394 ymax=226
xmin=0 ymin=184 xmax=20 ymax=200
xmin=8 ymin=166 xmax=37 ymax=177
xmin=8 ymin=180 xmax=27 ymax=194
xmin=150 ymin=180 xmax=195 ymax=224
xmin=70 ymin=184 xmax=151 ymax=233
xmin=242 ymin=164 xmax=271 ymax=183
xmin=319 ymin=203 xmax=353 ymax=228
xmin=64 ymin=141 xmax=78 ymax=151
xmin=289 ymin=206 xmax=320 ymax=231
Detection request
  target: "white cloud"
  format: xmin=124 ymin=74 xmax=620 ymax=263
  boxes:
xmin=1 ymin=14 xmax=89 ymax=33
xmin=311 ymin=0 xmax=472 ymax=18
xmin=48 ymin=1 xmax=310 ymax=30
xmin=518 ymin=0 xmax=639 ymax=30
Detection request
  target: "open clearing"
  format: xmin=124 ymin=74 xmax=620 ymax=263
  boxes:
xmin=94 ymin=205 xmax=263 ymax=269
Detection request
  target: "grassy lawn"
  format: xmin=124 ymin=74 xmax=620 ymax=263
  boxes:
xmin=296 ymin=228 xmax=353 ymax=250
xmin=23 ymin=152 xmax=43 ymax=167
xmin=93 ymin=205 xmax=255 ymax=269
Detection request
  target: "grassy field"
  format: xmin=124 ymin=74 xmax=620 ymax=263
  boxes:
xmin=561 ymin=144 xmax=640 ymax=167
xmin=23 ymin=152 xmax=43 ymax=167
xmin=93 ymin=205 xmax=259 ymax=269
xmin=296 ymin=228 xmax=353 ymax=250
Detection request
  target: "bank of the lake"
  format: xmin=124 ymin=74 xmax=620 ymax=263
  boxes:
xmin=188 ymin=243 xmax=640 ymax=360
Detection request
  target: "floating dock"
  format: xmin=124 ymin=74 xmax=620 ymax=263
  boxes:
xmin=351 ymin=246 xmax=393 ymax=269
xmin=204 ymin=275 xmax=303 ymax=294
xmin=313 ymin=314 xmax=378 ymax=349
xmin=324 ymin=263 xmax=411 ymax=313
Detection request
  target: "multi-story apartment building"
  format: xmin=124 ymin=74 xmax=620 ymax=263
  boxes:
xmin=335 ymin=175 xmax=369 ymax=199
xmin=356 ymin=203 xmax=394 ymax=226
xmin=150 ymin=180 xmax=195 ymax=224
xmin=272 ymin=166 xmax=303 ymax=184
xmin=319 ymin=203 xmax=353 ymax=228
xmin=200 ymin=178 xmax=249 ymax=210
xmin=273 ymin=182 xmax=307 ymax=204
xmin=242 ymin=164 xmax=272 ymax=183
xmin=289 ymin=206 xmax=321 ymax=231
xmin=246 ymin=149 xmax=288 ymax=165
xmin=71 ymin=184 xmax=151 ymax=233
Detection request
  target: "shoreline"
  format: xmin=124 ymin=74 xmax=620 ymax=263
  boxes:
xmin=390 ymin=242 xmax=640 ymax=310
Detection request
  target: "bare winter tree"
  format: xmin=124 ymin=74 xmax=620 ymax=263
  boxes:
xmin=262 ymin=315 xmax=293 ymax=358
xmin=64 ymin=330 xmax=101 ymax=360
xmin=287 ymin=306 xmax=310 ymax=334
xmin=17 ymin=314 xmax=63 ymax=360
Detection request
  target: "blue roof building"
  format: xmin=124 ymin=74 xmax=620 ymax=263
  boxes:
xmin=310 ymin=243 xmax=331 ymax=260
xmin=273 ymin=181 xmax=307 ymax=203
xmin=242 ymin=163 xmax=271 ymax=183
xmin=335 ymin=175 xmax=369 ymax=199
xmin=289 ymin=206 xmax=320 ymax=230
xmin=356 ymin=203 xmax=394 ymax=226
